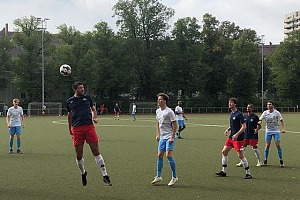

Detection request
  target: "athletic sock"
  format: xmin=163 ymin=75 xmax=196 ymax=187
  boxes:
xmin=177 ymin=131 xmax=181 ymax=137
xmin=277 ymin=147 xmax=283 ymax=160
xmin=17 ymin=138 xmax=21 ymax=150
xmin=9 ymin=138 xmax=13 ymax=150
xmin=167 ymin=156 xmax=176 ymax=178
xmin=264 ymin=148 xmax=269 ymax=161
xmin=222 ymin=155 xmax=228 ymax=173
xmin=253 ymin=148 xmax=261 ymax=163
xmin=156 ymin=157 xmax=163 ymax=177
xmin=76 ymin=158 xmax=86 ymax=175
xmin=241 ymin=157 xmax=250 ymax=174
xmin=95 ymin=154 xmax=108 ymax=176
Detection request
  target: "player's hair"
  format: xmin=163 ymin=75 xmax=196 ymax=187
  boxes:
xmin=267 ymin=100 xmax=274 ymax=105
xmin=72 ymin=81 xmax=83 ymax=91
xmin=247 ymin=103 xmax=254 ymax=108
xmin=13 ymin=98 xmax=20 ymax=103
xmin=157 ymin=93 xmax=169 ymax=103
xmin=229 ymin=97 xmax=238 ymax=105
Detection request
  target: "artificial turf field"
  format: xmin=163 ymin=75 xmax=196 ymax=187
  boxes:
xmin=0 ymin=113 xmax=299 ymax=200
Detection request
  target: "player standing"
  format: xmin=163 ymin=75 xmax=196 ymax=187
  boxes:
xmin=151 ymin=93 xmax=178 ymax=186
xmin=67 ymin=81 xmax=112 ymax=186
xmin=114 ymin=102 xmax=121 ymax=120
xmin=215 ymin=97 xmax=252 ymax=179
xmin=175 ymin=101 xmax=187 ymax=139
xmin=132 ymin=102 xmax=136 ymax=121
xmin=236 ymin=103 xmax=262 ymax=167
xmin=6 ymin=98 xmax=25 ymax=154
xmin=258 ymin=100 xmax=286 ymax=167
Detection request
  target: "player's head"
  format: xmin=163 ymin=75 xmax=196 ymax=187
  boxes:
xmin=178 ymin=101 xmax=182 ymax=106
xmin=157 ymin=93 xmax=169 ymax=107
xmin=72 ymin=81 xmax=84 ymax=96
xmin=12 ymin=98 xmax=20 ymax=107
xmin=247 ymin=103 xmax=254 ymax=112
xmin=228 ymin=97 xmax=238 ymax=109
xmin=267 ymin=100 xmax=274 ymax=110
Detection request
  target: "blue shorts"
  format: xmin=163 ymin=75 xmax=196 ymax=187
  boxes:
xmin=265 ymin=131 xmax=280 ymax=143
xmin=177 ymin=120 xmax=185 ymax=127
xmin=158 ymin=138 xmax=176 ymax=153
xmin=9 ymin=126 xmax=22 ymax=135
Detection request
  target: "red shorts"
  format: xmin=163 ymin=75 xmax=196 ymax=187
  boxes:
xmin=71 ymin=124 xmax=98 ymax=146
xmin=225 ymin=138 xmax=244 ymax=152
xmin=243 ymin=139 xmax=258 ymax=147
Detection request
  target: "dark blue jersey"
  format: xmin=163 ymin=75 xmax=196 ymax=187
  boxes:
xmin=66 ymin=95 xmax=94 ymax=127
xmin=229 ymin=110 xmax=245 ymax=141
xmin=244 ymin=113 xmax=259 ymax=139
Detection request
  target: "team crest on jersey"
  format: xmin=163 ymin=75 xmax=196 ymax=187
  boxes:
xmin=83 ymin=98 xmax=87 ymax=101
xmin=250 ymin=119 xmax=253 ymax=122
xmin=233 ymin=117 xmax=236 ymax=120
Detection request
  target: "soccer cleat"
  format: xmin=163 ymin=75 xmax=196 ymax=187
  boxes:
xmin=17 ymin=149 xmax=22 ymax=154
xmin=168 ymin=177 xmax=178 ymax=186
xmin=81 ymin=171 xmax=87 ymax=186
xmin=236 ymin=162 xmax=243 ymax=167
xmin=256 ymin=162 xmax=262 ymax=167
xmin=263 ymin=160 xmax=268 ymax=166
xmin=280 ymin=160 xmax=284 ymax=168
xmin=151 ymin=176 xmax=162 ymax=184
xmin=103 ymin=175 xmax=112 ymax=186
xmin=9 ymin=149 xmax=13 ymax=154
xmin=177 ymin=136 xmax=183 ymax=139
xmin=215 ymin=171 xmax=226 ymax=177
xmin=244 ymin=174 xmax=253 ymax=179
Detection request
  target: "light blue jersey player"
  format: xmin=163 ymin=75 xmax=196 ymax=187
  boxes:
xmin=259 ymin=100 xmax=286 ymax=167
xmin=175 ymin=101 xmax=187 ymax=139
xmin=6 ymin=98 xmax=25 ymax=154
xmin=151 ymin=93 xmax=178 ymax=186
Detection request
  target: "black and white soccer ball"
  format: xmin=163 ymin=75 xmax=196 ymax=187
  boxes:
xmin=60 ymin=64 xmax=71 ymax=76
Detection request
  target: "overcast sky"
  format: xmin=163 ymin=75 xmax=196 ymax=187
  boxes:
xmin=0 ymin=0 xmax=299 ymax=44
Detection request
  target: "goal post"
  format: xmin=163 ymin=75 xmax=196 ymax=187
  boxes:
xmin=28 ymin=102 xmax=62 ymax=116
xmin=129 ymin=102 xmax=157 ymax=114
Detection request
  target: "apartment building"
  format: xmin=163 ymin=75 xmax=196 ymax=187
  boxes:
xmin=284 ymin=10 xmax=300 ymax=38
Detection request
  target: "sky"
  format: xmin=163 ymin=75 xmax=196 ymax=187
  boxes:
xmin=0 ymin=0 xmax=299 ymax=44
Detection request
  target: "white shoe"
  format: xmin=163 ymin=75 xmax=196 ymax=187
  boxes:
xmin=151 ymin=176 xmax=162 ymax=184
xmin=236 ymin=162 xmax=243 ymax=167
xmin=168 ymin=177 xmax=178 ymax=186
xmin=256 ymin=162 xmax=262 ymax=167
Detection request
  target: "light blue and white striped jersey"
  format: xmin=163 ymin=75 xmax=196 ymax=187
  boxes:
xmin=259 ymin=109 xmax=283 ymax=132
xmin=156 ymin=107 xmax=176 ymax=139
xmin=7 ymin=106 xmax=23 ymax=127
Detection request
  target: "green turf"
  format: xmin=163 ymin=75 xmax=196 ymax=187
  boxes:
xmin=0 ymin=113 xmax=299 ymax=200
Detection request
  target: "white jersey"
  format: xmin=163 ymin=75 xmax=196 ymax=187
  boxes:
xmin=259 ymin=109 xmax=283 ymax=132
xmin=7 ymin=106 xmax=23 ymax=127
xmin=132 ymin=104 xmax=136 ymax=113
xmin=175 ymin=105 xmax=184 ymax=120
xmin=156 ymin=107 xmax=176 ymax=139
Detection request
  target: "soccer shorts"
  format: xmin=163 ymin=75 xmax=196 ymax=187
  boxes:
xmin=244 ymin=139 xmax=259 ymax=147
xmin=177 ymin=119 xmax=185 ymax=127
xmin=225 ymin=138 xmax=244 ymax=152
xmin=265 ymin=131 xmax=280 ymax=143
xmin=9 ymin=126 xmax=22 ymax=135
xmin=158 ymin=138 xmax=176 ymax=153
xmin=71 ymin=124 xmax=98 ymax=146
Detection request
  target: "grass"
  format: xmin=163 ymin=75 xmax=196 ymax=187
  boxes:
xmin=0 ymin=113 xmax=299 ymax=200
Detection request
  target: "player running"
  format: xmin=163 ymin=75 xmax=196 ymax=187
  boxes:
xmin=67 ymin=81 xmax=112 ymax=186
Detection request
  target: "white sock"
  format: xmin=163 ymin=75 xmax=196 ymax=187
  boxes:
xmin=76 ymin=158 xmax=85 ymax=175
xmin=241 ymin=157 xmax=250 ymax=174
xmin=95 ymin=154 xmax=108 ymax=176
xmin=222 ymin=155 xmax=228 ymax=173
xmin=253 ymin=148 xmax=261 ymax=163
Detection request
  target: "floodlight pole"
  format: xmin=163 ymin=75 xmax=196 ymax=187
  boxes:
xmin=261 ymin=35 xmax=265 ymax=112
xmin=37 ymin=18 xmax=49 ymax=111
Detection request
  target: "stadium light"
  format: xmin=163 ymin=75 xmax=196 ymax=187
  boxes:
xmin=37 ymin=18 xmax=49 ymax=112
xmin=260 ymin=35 xmax=265 ymax=112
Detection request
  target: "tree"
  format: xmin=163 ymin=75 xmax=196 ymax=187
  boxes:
xmin=268 ymin=30 xmax=300 ymax=105
xmin=0 ymin=36 xmax=13 ymax=90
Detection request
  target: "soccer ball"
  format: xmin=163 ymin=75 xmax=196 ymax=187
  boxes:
xmin=60 ymin=64 xmax=71 ymax=76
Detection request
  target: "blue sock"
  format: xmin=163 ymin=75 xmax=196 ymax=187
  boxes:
xmin=17 ymin=138 xmax=21 ymax=150
xmin=9 ymin=138 xmax=13 ymax=150
xmin=156 ymin=157 xmax=163 ymax=177
xmin=167 ymin=156 xmax=176 ymax=178
xmin=264 ymin=148 xmax=269 ymax=160
xmin=277 ymin=147 xmax=283 ymax=160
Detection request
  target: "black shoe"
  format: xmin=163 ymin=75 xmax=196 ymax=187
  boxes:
xmin=177 ymin=136 xmax=183 ymax=139
xmin=9 ymin=149 xmax=13 ymax=154
xmin=103 ymin=175 xmax=112 ymax=186
xmin=215 ymin=171 xmax=226 ymax=177
xmin=263 ymin=160 xmax=268 ymax=165
xmin=244 ymin=174 xmax=253 ymax=179
xmin=81 ymin=171 xmax=87 ymax=186
xmin=280 ymin=160 xmax=284 ymax=168
xmin=17 ymin=149 xmax=22 ymax=154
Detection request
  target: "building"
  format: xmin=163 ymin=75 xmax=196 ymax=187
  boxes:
xmin=284 ymin=10 xmax=300 ymax=38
